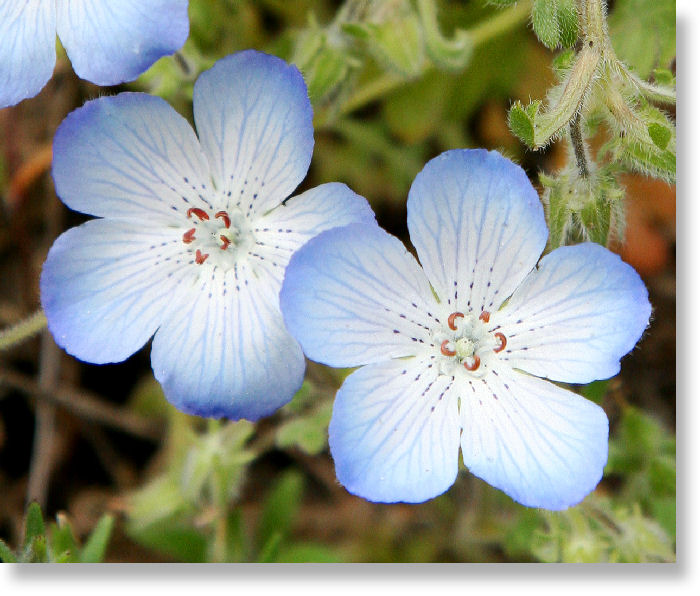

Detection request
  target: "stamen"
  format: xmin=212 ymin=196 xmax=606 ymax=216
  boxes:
xmin=195 ymin=249 xmax=209 ymax=264
xmin=447 ymin=312 xmax=464 ymax=331
xmin=463 ymin=355 xmax=481 ymax=371
xmin=182 ymin=228 xmax=196 ymax=243
xmin=215 ymin=211 xmax=231 ymax=228
xmin=479 ymin=310 xmax=490 ymax=323
xmin=440 ymin=340 xmax=456 ymax=357
xmin=187 ymin=207 xmax=209 ymax=221
xmin=494 ymin=332 xmax=507 ymax=353
xmin=219 ymin=235 xmax=231 ymax=250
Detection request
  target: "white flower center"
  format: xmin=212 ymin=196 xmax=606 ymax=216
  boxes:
xmin=180 ymin=206 xmax=253 ymax=268
xmin=434 ymin=309 xmax=507 ymax=378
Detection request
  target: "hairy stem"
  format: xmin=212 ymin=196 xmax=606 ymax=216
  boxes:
xmin=0 ymin=309 xmax=47 ymax=351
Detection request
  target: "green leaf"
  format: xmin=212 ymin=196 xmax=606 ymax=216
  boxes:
xmin=49 ymin=514 xmax=79 ymax=563
xmin=128 ymin=520 xmax=208 ymax=563
xmin=276 ymin=543 xmax=344 ymax=563
xmin=556 ymin=0 xmax=579 ymax=48
xmin=0 ymin=539 xmax=17 ymax=563
xmin=609 ymin=0 xmax=676 ymax=78
xmin=508 ymin=101 xmax=537 ymax=147
xmin=532 ymin=0 xmax=560 ymax=49
xmin=580 ymin=192 xmax=611 ymax=245
xmin=79 ymin=515 xmax=114 ymax=563
xmin=256 ymin=470 xmax=304 ymax=553
xmin=648 ymin=122 xmax=672 ymax=150
xmin=276 ymin=401 xmax=332 ymax=455
xmin=23 ymin=502 xmax=45 ymax=551
xmin=27 ymin=535 xmax=48 ymax=563
xmin=256 ymin=532 xmax=283 ymax=563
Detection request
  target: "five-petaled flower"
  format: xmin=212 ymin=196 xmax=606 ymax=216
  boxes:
xmin=40 ymin=50 xmax=375 ymax=420
xmin=0 ymin=0 xmax=190 ymax=109
xmin=280 ymin=149 xmax=651 ymax=510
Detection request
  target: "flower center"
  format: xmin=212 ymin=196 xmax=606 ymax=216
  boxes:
xmin=181 ymin=206 xmax=252 ymax=268
xmin=435 ymin=310 xmax=507 ymax=377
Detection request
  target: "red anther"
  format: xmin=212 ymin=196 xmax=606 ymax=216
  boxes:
xmin=440 ymin=340 xmax=456 ymax=357
xmin=219 ymin=235 xmax=231 ymax=250
xmin=187 ymin=207 xmax=209 ymax=221
xmin=215 ymin=211 xmax=231 ymax=228
xmin=447 ymin=312 xmax=464 ymax=331
xmin=479 ymin=310 xmax=490 ymax=323
xmin=494 ymin=332 xmax=507 ymax=353
xmin=195 ymin=249 xmax=209 ymax=264
xmin=463 ymin=355 xmax=481 ymax=371
xmin=182 ymin=228 xmax=196 ymax=243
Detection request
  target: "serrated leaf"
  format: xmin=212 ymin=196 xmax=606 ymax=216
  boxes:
xmin=508 ymin=101 xmax=536 ymax=147
xmin=23 ymin=502 xmax=45 ymax=551
xmin=532 ymin=0 xmax=560 ymax=49
xmin=0 ymin=539 xmax=17 ymax=563
xmin=79 ymin=515 xmax=114 ymax=563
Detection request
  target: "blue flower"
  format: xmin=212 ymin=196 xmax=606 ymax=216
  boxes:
xmin=0 ymin=0 xmax=190 ymax=109
xmin=40 ymin=50 xmax=375 ymax=421
xmin=280 ymin=149 xmax=651 ymax=510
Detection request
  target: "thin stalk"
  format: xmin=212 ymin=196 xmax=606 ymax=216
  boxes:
xmin=0 ymin=310 xmax=47 ymax=351
xmin=570 ymin=112 xmax=590 ymax=178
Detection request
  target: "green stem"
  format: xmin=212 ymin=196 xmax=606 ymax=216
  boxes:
xmin=0 ymin=310 xmax=47 ymax=351
xmin=469 ymin=0 xmax=534 ymax=48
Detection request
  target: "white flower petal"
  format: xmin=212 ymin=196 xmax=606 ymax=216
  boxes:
xmin=407 ymin=149 xmax=547 ymax=314
xmin=251 ymin=182 xmax=375 ymax=284
xmin=40 ymin=219 xmax=194 ymax=364
xmin=56 ymin=0 xmax=189 ymax=85
xmin=52 ymin=93 xmax=212 ymax=222
xmin=330 ymin=358 xmax=460 ymax=503
xmin=0 ymin=0 xmax=56 ymax=109
xmin=151 ymin=259 xmax=305 ymax=421
xmin=193 ymin=51 xmax=313 ymax=217
xmin=459 ymin=366 xmax=608 ymax=510
xmin=280 ymin=223 xmax=439 ymax=368
xmin=496 ymin=243 xmax=652 ymax=384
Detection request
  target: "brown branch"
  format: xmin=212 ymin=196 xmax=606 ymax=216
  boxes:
xmin=0 ymin=368 xmax=162 ymax=441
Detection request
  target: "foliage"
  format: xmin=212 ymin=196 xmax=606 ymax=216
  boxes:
xmin=0 ymin=503 xmax=114 ymax=563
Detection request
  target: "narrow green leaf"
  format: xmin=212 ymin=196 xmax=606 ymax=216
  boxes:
xmin=0 ymin=539 xmax=17 ymax=563
xmin=23 ymin=502 xmax=45 ymax=550
xmin=79 ymin=515 xmax=114 ymax=563
xmin=28 ymin=536 xmax=48 ymax=563
xmin=256 ymin=470 xmax=304 ymax=553
xmin=256 ymin=532 xmax=283 ymax=563
xmin=49 ymin=515 xmax=79 ymax=563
